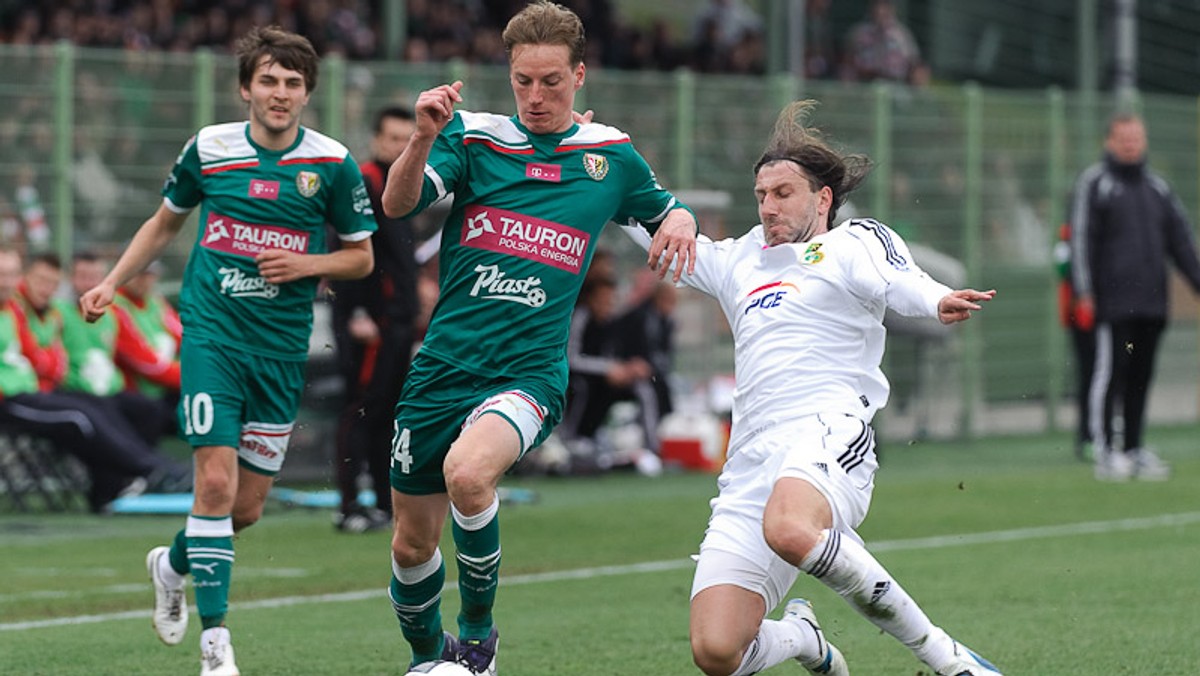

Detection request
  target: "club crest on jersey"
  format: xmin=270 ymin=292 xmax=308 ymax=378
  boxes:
xmin=295 ymin=171 xmax=320 ymax=197
xmin=802 ymin=243 xmax=825 ymax=264
xmin=583 ymin=153 xmax=608 ymax=181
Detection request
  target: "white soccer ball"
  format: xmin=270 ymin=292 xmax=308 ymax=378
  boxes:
xmin=404 ymin=661 xmax=474 ymax=676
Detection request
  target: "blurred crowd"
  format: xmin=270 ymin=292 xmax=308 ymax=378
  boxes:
xmin=0 ymin=0 xmax=906 ymax=80
xmin=0 ymin=0 xmax=929 ymax=81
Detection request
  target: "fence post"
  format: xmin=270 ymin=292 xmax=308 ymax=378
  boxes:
xmin=960 ymin=83 xmax=984 ymax=438
xmin=52 ymin=41 xmax=74 ymax=264
xmin=673 ymin=69 xmax=695 ymax=190
xmin=1046 ymin=86 xmax=1067 ymax=432
xmin=193 ymin=48 xmax=215 ymax=130
xmin=871 ymin=82 xmax=892 ymax=223
xmin=323 ymin=53 xmax=347 ymax=141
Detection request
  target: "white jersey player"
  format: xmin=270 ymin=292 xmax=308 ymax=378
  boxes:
xmin=644 ymin=101 xmax=1002 ymax=676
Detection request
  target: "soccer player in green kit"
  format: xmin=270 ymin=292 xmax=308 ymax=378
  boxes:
xmin=79 ymin=26 xmax=375 ymax=676
xmin=380 ymin=2 xmax=698 ymax=673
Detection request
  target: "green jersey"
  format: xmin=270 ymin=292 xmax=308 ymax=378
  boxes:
xmin=54 ymin=297 xmax=122 ymax=396
xmin=413 ymin=111 xmax=685 ymax=382
xmin=164 ymin=122 xmax=375 ymax=361
xmin=0 ymin=303 xmax=38 ymax=396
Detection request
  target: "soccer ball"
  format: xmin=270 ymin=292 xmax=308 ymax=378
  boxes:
xmin=404 ymin=661 xmax=475 ymax=676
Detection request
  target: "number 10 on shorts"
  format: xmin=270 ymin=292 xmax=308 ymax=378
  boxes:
xmin=183 ymin=392 xmax=214 ymax=436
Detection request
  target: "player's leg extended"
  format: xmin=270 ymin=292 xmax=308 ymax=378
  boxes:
xmin=767 ymin=479 xmax=999 ymax=674
xmin=390 ymin=489 xmax=451 ymax=667
xmin=444 ymin=412 xmax=521 ymax=641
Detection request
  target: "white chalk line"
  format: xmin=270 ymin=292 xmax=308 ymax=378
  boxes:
xmin=4 ymin=511 xmax=1198 ymax=632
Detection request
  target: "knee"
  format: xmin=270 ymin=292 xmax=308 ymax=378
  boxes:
xmin=391 ymin=530 xmax=439 ymax=568
xmin=443 ymin=455 xmax=491 ymax=504
xmin=192 ymin=472 xmax=234 ymax=511
xmin=690 ymin=633 xmax=741 ymax=676
xmin=763 ymin=519 xmax=822 ymax=567
xmin=231 ymin=505 xmax=262 ymax=532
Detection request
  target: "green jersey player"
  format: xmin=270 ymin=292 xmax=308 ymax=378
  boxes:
xmin=379 ymin=2 xmax=697 ymax=673
xmin=79 ymin=26 xmax=375 ymax=676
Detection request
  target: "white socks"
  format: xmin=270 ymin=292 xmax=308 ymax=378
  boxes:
xmin=800 ymin=529 xmax=955 ymax=668
xmin=731 ymin=617 xmax=821 ymax=676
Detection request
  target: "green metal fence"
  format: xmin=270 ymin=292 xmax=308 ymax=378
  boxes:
xmin=2 ymin=44 xmax=1197 ymax=441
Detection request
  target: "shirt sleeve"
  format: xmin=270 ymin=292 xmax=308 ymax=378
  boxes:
xmin=844 ymin=219 xmax=950 ymax=318
xmin=328 ymin=158 xmax=377 ymax=241
xmin=162 ymin=134 xmax=203 ymax=212
xmin=611 ymin=145 xmax=681 ymax=233
xmin=412 ymin=114 xmax=468 ymax=215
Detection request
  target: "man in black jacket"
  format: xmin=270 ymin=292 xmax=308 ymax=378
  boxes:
xmin=1069 ymin=112 xmax=1200 ymax=481
xmin=331 ymin=106 xmax=420 ymax=530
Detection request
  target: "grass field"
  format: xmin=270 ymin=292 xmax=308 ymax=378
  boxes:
xmin=2 ymin=425 xmax=1199 ymax=675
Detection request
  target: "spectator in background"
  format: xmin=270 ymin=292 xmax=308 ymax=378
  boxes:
xmin=563 ymin=272 xmax=654 ymax=466
xmin=614 ymin=271 xmax=677 ymax=440
xmin=111 ymin=260 xmax=182 ymax=437
xmin=58 ymin=252 xmax=178 ymax=444
xmin=0 ymin=247 xmax=190 ymax=513
xmin=16 ymin=252 xmax=68 ymax=392
xmin=841 ymin=0 xmax=929 ymax=86
xmin=1053 ymin=222 xmax=1095 ymax=462
xmin=330 ymin=105 xmax=420 ymax=534
xmin=803 ymin=0 xmax=837 ymax=80
xmin=1070 ymin=112 xmax=1200 ymax=481
xmin=691 ymin=0 xmax=763 ymax=53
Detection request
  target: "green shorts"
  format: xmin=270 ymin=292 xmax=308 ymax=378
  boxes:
xmin=390 ymin=353 xmax=565 ymax=495
xmin=179 ymin=336 xmax=307 ymax=475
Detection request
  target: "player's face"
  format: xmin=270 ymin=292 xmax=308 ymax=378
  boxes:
xmin=372 ymin=116 xmax=416 ymax=165
xmin=754 ymin=161 xmax=833 ymax=247
xmin=23 ymin=261 xmax=61 ymax=310
xmin=509 ymin=43 xmax=584 ymax=135
xmin=1106 ymin=118 xmax=1147 ymax=165
xmin=241 ymin=57 xmax=310 ymax=143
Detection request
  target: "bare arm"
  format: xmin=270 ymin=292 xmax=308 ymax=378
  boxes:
xmin=80 ymin=203 xmax=189 ymax=322
xmin=256 ymin=236 xmax=373 ymax=284
xmin=381 ymin=81 xmax=464 ymax=218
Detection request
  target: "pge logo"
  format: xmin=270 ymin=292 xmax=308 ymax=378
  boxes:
xmin=464 ymin=211 xmax=496 ymax=243
xmin=743 ymin=282 xmax=797 ymax=315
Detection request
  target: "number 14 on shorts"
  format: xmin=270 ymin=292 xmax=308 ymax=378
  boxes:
xmin=391 ymin=423 xmax=413 ymax=473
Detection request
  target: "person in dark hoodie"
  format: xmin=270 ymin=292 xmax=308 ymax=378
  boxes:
xmin=330 ymin=105 xmax=420 ymax=532
xmin=1069 ymin=112 xmax=1200 ymax=481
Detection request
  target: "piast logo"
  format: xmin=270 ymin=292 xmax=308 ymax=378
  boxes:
xmin=469 ymin=264 xmax=546 ymax=307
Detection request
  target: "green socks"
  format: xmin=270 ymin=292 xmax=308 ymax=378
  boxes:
xmin=185 ymin=514 xmax=234 ymax=630
xmin=451 ymin=494 xmax=501 ymax=640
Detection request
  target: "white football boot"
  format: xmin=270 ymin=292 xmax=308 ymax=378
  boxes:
xmin=200 ymin=626 xmax=240 ymax=676
xmin=782 ymin=599 xmax=849 ymax=676
xmin=146 ymin=546 xmax=188 ymax=645
xmin=935 ymin=639 xmax=1002 ymax=676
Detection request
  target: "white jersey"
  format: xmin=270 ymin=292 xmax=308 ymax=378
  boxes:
xmin=644 ymin=218 xmax=951 ymax=453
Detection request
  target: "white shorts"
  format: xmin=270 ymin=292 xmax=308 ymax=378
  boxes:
xmin=691 ymin=413 xmax=878 ymax=612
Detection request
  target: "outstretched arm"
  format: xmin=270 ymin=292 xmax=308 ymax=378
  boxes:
xmin=937 ymin=289 xmax=996 ymax=324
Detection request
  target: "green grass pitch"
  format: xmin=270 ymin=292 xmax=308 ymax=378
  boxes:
xmin=2 ymin=425 xmax=1198 ymax=674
